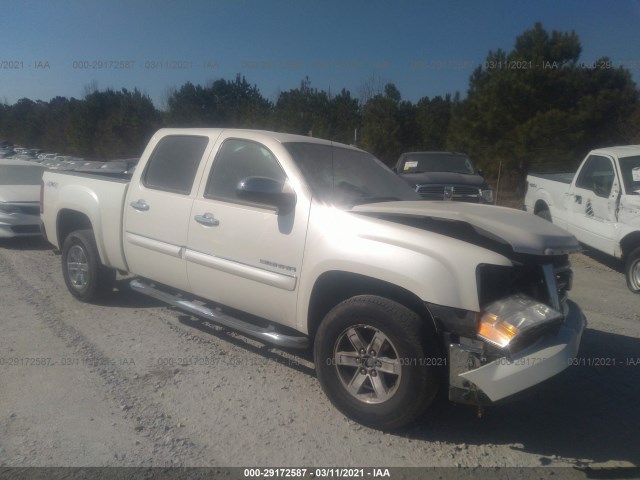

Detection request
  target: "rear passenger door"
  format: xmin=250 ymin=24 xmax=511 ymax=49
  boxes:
xmin=124 ymin=134 xmax=214 ymax=291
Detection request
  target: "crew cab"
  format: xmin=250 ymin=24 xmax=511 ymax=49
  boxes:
xmin=41 ymin=129 xmax=585 ymax=429
xmin=395 ymin=151 xmax=494 ymax=203
xmin=524 ymin=146 xmax=640 ymax=293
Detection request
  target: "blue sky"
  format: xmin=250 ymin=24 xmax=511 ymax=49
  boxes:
xmin=2 ymin=0 xmax=640 ymax=109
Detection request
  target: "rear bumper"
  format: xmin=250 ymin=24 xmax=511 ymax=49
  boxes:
xmin=452 ymin=300 xmax=586 ymax=402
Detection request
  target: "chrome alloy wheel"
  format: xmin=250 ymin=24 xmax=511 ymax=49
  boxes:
xmin=332 ymin=325 xmax=402 ymax=404
xmin=66 ymin=244 xmax=89 ymax=290
xmin=631 ymin=257 xmax=640 ymax=291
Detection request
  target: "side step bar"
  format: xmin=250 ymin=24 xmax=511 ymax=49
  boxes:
xmin=130 ymin=279 xmax=308 ymax=349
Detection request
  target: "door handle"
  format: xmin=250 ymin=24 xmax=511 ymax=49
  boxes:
xmin=130 ymin=200 xmax=149 ymax=211
xmin=194 ymin=213 xmax=220 ymax=227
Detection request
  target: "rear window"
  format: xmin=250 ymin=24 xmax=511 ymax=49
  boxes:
xmin=143 ymin=135 xmax=209 ymax=194
xmin=0 ymin=165 xmax=46 ymax=185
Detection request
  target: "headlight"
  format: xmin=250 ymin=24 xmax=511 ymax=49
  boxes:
xmin=477 ymin=294 xmax=563 ymax=349
xmin=481 ymin=188 xmax=494 ymax=204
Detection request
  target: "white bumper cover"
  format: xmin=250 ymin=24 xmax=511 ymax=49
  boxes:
xmin=460 ymin=300 xmax=586 ymax=402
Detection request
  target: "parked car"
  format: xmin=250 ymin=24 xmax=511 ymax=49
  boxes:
xmin=524 ymin=146 xmax=640 ymax=293
xmin=395 ymin=151 xmax=494 ymax=203
xmin=41 ymin=129 xmax=585 ymax=429
xmin=0 ymin=159 xmax=46 ymax=238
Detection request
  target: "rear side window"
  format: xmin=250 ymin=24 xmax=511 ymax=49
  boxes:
xmin=575 ymin=155 xmax=615 ymax=197
xmin=143 ymin=135 xmax=209 ymax=194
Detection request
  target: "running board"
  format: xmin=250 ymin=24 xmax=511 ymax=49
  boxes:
xmin=130 ymin=279 xmax=308 ymax=349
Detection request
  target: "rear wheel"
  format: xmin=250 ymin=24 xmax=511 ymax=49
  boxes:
xmin=625 ymin=247 xmax=640 ymax=294
xmin=314 ymin=295 xmax=440 ymax=430
xmin=61 ymin=229 xmax=115 ymax=302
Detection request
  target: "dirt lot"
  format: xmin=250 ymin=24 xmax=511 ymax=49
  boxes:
xmin=0 ymin=236 xmax=638 ymax=470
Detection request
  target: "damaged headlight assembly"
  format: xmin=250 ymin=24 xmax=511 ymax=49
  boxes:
xmin=477 ymin=294 xmax=563 ymax=349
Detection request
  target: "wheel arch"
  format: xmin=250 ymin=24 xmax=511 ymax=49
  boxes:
xmin=534 ymin=199 xmax=550 ymax=214
xmin=620 ymin=231 xmax=640 ymax=261
xmin=306 ymin=270 xmax=439 ymax=344
xmin=57 ymin=209 xmax=93 ymax=249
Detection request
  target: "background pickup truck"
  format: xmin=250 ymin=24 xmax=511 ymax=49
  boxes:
xmin=41 ymin=128 xmax=585 ymax=429
xmin=524 ymin=146 xmax=640 ymax=293
xmin=394 ymin=151 xmax=494 ymax=203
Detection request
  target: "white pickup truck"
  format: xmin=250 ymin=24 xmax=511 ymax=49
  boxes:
xmin=524 ymin=146 xmax=640 ymax=294
xmin=41 ymin=128 xmax=586 ymax=429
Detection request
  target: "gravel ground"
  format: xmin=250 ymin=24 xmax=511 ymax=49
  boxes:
xmin=0 ymin=236 xmax=638 ymax=470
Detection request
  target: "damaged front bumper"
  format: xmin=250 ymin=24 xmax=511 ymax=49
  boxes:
xmin=448 ymin=299 xmax=586 ymax=405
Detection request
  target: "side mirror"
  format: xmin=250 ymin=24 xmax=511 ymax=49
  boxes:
xmin=236 ymin=176 xmax=296 ymax=213
xmin=477 ymin=169 xmax=485 ymax=178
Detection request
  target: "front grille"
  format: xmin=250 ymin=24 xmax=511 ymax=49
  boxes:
xmin=416 ymin=184 xmax=482 ymax=202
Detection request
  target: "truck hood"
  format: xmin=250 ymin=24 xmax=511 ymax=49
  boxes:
xmin=0 ymin=185 xmax=40 ymax=203
xmin=399 ymin=172 xmax=486 ymax=188
xmin=351 ymin=201 xmax=580 ymax=257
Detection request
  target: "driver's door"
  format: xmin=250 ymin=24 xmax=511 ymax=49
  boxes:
xmin=185 ymin=135 xmax=310 ymax=328
xmin=567 ymin=154 xmax=619 ymax=255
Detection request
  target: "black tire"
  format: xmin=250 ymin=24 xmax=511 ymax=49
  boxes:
xmin=61 ymin=229 xmax=115 ymax=302
xmin=313 ymin=295 xmax=440 ymax=430
xmin=625 ymin=246 xmax=640 ymax=294
xmin=536 ymin=208 xmax=552 ymax=222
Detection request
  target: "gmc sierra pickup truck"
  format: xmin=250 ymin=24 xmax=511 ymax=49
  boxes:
xmin=524 ymin=146 xmax=640 ymax=294
xmin=41 ymin=129 xmax=585 ymax=429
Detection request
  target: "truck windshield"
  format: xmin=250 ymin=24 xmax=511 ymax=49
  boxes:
xmin=284 ymin=142 xmax=420 ymax=207
xmin=619 ymin=155 xmax=640 ymax=194
xmin=400 ymin=153 xmax=475 ymax=174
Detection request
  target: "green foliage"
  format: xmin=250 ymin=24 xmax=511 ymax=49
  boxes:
xmin=273 ymin=77 xmax=331 ymax=136
xmin=360 ymin=83 xmax=419 ymax=165
xmin=166 ymin=74 xmax=272 ymax=128
xmin=415 ymin=94 xmax=456 ymax=151
xmin=447 ymin=22 xmax=639 ymax=179
xmin=0 ymin=23 xmax=638 ymax=175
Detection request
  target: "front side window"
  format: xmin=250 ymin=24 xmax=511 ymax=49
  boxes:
xmin=205 ymin=139 xmax=285 ymax=202
xmin=575 ymin=155 xmax=615 ymax=198
xmin=143 ymin=135 xmax=209 ymax=194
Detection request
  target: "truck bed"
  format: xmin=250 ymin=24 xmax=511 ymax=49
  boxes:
xmin=47 ymin=170 xmax=131 ymax=183
xmin=41 ymin=169 xmax=130 ymax=271
xmin=527 ymin=172 xmax=575 ymax=184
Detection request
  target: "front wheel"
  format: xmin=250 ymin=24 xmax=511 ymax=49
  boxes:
xmin=61 ymin=229 xmax=115 ymax=303
xmin=314 ymin=295 xmax=440 ymax=430
xmin=625 ymin=247 xmax=640 ymax=294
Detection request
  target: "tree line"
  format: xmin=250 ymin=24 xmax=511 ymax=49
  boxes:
xmin=1 ymin=23 xmax=639 ymax=185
